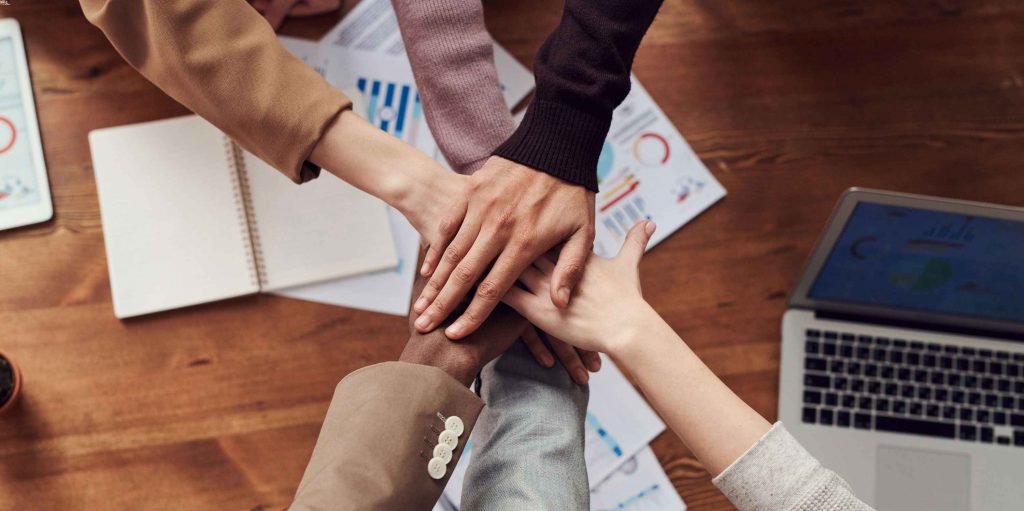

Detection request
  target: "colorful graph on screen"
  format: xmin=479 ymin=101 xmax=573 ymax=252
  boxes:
xmin=356 ymin=77 xmax=425 ymax=146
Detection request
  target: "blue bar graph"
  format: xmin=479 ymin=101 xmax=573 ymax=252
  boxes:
xmin=357 ymin=77 xmax=424 ymax=146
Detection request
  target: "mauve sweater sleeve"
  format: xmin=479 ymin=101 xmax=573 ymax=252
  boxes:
xmin=713 ymin=423 xmax=875 ymax=511
xmin=391 ymin=0 xmax=515 ymax=175
xmin=493 ymin=0 xmax=664 ymax=192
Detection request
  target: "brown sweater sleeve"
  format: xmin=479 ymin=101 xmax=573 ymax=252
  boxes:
xmin=80 ymin=0 xmax=351 ymax=183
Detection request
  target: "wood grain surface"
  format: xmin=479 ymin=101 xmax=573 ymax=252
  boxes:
xmin=1 ymin=1 xmax=1022 ymax=509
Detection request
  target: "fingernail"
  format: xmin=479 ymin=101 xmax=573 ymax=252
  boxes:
xmin=644 ymin=221 xmax=656 ymax=235
xmin=588 ymin=358 xmax=601 ymax=372
xmin=558 ymin=287 xmax=570 ymax=305
xmin=541 ymin=353 xmax=555 ymax=367
xmin=446 ymin=321 xmax=465 ymax=338
xmin=415 ymin=315 xmax=431 ymax=330
xmin=413 ymin=297 xmax=428 ymax=313
xmin=575 ymin=368 xmax=589 ymax=384
xmin=420 ymin=263 xmax=429 ymax=276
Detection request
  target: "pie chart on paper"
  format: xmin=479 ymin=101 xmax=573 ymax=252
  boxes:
xmin=0 ymin=116 xmax=15 ymax=154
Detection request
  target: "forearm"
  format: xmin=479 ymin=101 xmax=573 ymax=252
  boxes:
xmin=494 ymin=0 xmax=663 ymax=190
xmin=310 ymin=110 xmax=438 ymax=212
xmin=613 ymin=306 xmax=771 ymax=476
xmin=391 ymin=0 xmax=514 ymax=174
xmin=81 ymin=0 xmax=350 ymax=183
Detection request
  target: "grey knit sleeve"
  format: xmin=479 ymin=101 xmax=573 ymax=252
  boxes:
xmin=712 ymin=422 xmax=875 ymax=511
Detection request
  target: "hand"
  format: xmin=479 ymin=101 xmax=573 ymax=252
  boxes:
xmin=397 ymin=168 xmax=471 ymax=266
xmin=412 ymin=156 xmax=596 ymax=340
xmin=502 ymin=221 xmax=657 ymax=354
xmin=399 ymin=274 xmax=527 ymax=386
xmin=521 ymin=326 xmax=601 ymax=385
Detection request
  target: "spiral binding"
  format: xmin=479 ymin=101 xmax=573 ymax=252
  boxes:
xmin=224 ymin=136 xmax=266 ymax=288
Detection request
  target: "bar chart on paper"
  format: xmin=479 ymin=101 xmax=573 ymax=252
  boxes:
xmin=357 ymin=77 xmax=427 ymax=148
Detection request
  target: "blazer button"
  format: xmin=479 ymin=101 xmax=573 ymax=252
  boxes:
xmin=445 ymin=416 xmax=465 ymax=437
xmin=438 ymin=430 xmax=458 ymax=449
xmin=433 ymin=443 xmax=453 ymax=464
xmin=427 ymin=457 xmax=446 ymax=480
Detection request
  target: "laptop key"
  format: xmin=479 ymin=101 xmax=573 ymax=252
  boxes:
xmin=805 ymin=340 xmax=820 ymax=354
xmin=893 ymin=400 xmax=907 ymax=414
xmin=959 ymin=424 xmax=977 ymax=441
xmin=942 ymin=406 xmax=956 ymax=420
xmin=998 ymin=436 xmax=1011 ymax=445
xmin=802 ymin=407 xmax=816 ymax=424
xmin=926 ymin=404 xmax=940 ymax=418
xmin=854 ymin=413 xmax=871 ymax=429
xmin=805 ymin=357 xmax=827 ymax=371
xmin=994 ymin=411 xmax=1007 ymax=425
xmin=823 ymin=343 xmax=837 ymax=356
xmin=1011 ymin=414 xmax=1024 ymax=427
xmin=805 ymin=374 xmax=830 ymax=388
xmin=977 ymin=409 xmax=991 ymax=423
xmin=825 ymin=392 xmax=839 ymax=406
xmin=875 ymin=415 xmax=955 ymax=438
xmin=806 ymin=329 xmax=821 ymax=338
xmin=981 ymin=427 xmax=994 ymax=443
xmin=1015 ymin=430 xmax=1024 ymax=446
xmin=837 ymin=411 xmax=851 ymax=427
xmin=820 ymin=408 xmax=834 ymax=425
xmin=804 ymin=390 xmax=822 ymax=404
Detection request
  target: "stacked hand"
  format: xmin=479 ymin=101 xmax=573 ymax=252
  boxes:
xmin=410 ymin=156 xmax=596 ymax=340
xmin=502 ymin=221 xmax=657 ymax=355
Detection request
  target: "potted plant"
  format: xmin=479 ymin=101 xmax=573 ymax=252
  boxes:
xmin=0 ymin=350 xmax=21 ymax=415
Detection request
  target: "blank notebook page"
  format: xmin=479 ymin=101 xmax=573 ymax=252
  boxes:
xmin=240 ymin=151 xmax=397 ymax=290
xmin=90 ymin=116 xmax=258 ymax=318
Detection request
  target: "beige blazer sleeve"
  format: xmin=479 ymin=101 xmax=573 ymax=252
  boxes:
xmin=291 ymin=362 xmax=483 ymax=510
xmin=79 ymin=0 xmax=351 ymax=183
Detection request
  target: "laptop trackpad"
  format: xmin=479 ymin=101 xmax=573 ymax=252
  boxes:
xmin=876 ymin=445 xmax=970 ymax=511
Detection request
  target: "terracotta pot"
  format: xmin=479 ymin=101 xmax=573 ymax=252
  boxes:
xmin=0 ymin=350 xmax=22 ymax=415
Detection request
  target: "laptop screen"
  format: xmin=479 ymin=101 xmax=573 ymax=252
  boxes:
xmin=808 ymin=202 xmax=1024 ymax=324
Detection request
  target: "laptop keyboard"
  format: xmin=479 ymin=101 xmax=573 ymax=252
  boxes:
xmin=802 ymin=329 xmax=1024 ymax=447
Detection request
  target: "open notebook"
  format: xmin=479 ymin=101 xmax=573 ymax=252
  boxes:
xmin=89 ymin=115 xmax=397 ymax=318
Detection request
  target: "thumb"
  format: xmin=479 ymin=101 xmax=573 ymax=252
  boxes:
xmin=550 ymin=229 xmax=593 ymax=308
xmin=617 ymin=221 xmax=655 ymax=267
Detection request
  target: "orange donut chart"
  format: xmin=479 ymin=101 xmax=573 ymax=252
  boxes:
xmin=0 ymin=116 xmax=15 ymax=154
xmin=631 ymin=132 xmax=669 ymax=166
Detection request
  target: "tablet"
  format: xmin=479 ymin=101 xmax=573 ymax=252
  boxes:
xmin=0 ymin=18 xmax=52 ymax=231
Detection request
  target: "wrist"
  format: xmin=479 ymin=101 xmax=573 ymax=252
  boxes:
xmin=606 ymin=303 xmax=669 ymax=361
xmin=398 ymin=334 xmax=480 ymax=387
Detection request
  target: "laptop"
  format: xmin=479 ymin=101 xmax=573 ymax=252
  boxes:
xmin=779 ymin=188 xmax=1024 ymax=511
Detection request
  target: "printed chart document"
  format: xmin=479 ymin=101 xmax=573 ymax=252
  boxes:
xmin=590 ymin=77 xmax=726 ymax=257
xmin=590 ymin=447 xmax=686 ymax=511
xmin=439 ymin=355 xmax=672 ymax=509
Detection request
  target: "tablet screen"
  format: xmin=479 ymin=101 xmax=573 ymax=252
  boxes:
xmin=0 ymin=36 xmax=40 ymax=211
xmin=808 ymin=202 xmax=1024 ymax=324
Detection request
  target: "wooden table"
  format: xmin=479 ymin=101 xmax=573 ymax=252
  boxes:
xmin=2 ymin=1 xmax=1022 ymax=509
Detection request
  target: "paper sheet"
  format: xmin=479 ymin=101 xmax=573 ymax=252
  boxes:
xmin=441 ymin=355 xmax=667 ymax=507
xmin=586 ymin=354 xmax=666 ymax=486
xmin=591 ymin=77 xmax=726 ymax=258
xmin=590 ymin=447 xmax=686 ymax=511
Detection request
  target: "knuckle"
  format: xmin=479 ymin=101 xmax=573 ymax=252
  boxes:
xmin=438 ymin=216 xmax=458 ymax=238
xmin=475 ymin=280 xmax=501 ymax=300
xmin=453 ymin=265 xmax=475 ymax=284
xmin=494 ymin=209 xmax=516 ymax=232
xmin=562 ymin=262 xmax=585 ymax=281
xmin=429 ymin=298 xmax=450 ymax=316
xmin=443 ymin=245 xmax=463 ymax=264
xmin=425 ymin=278 xmax=444 ymax=293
